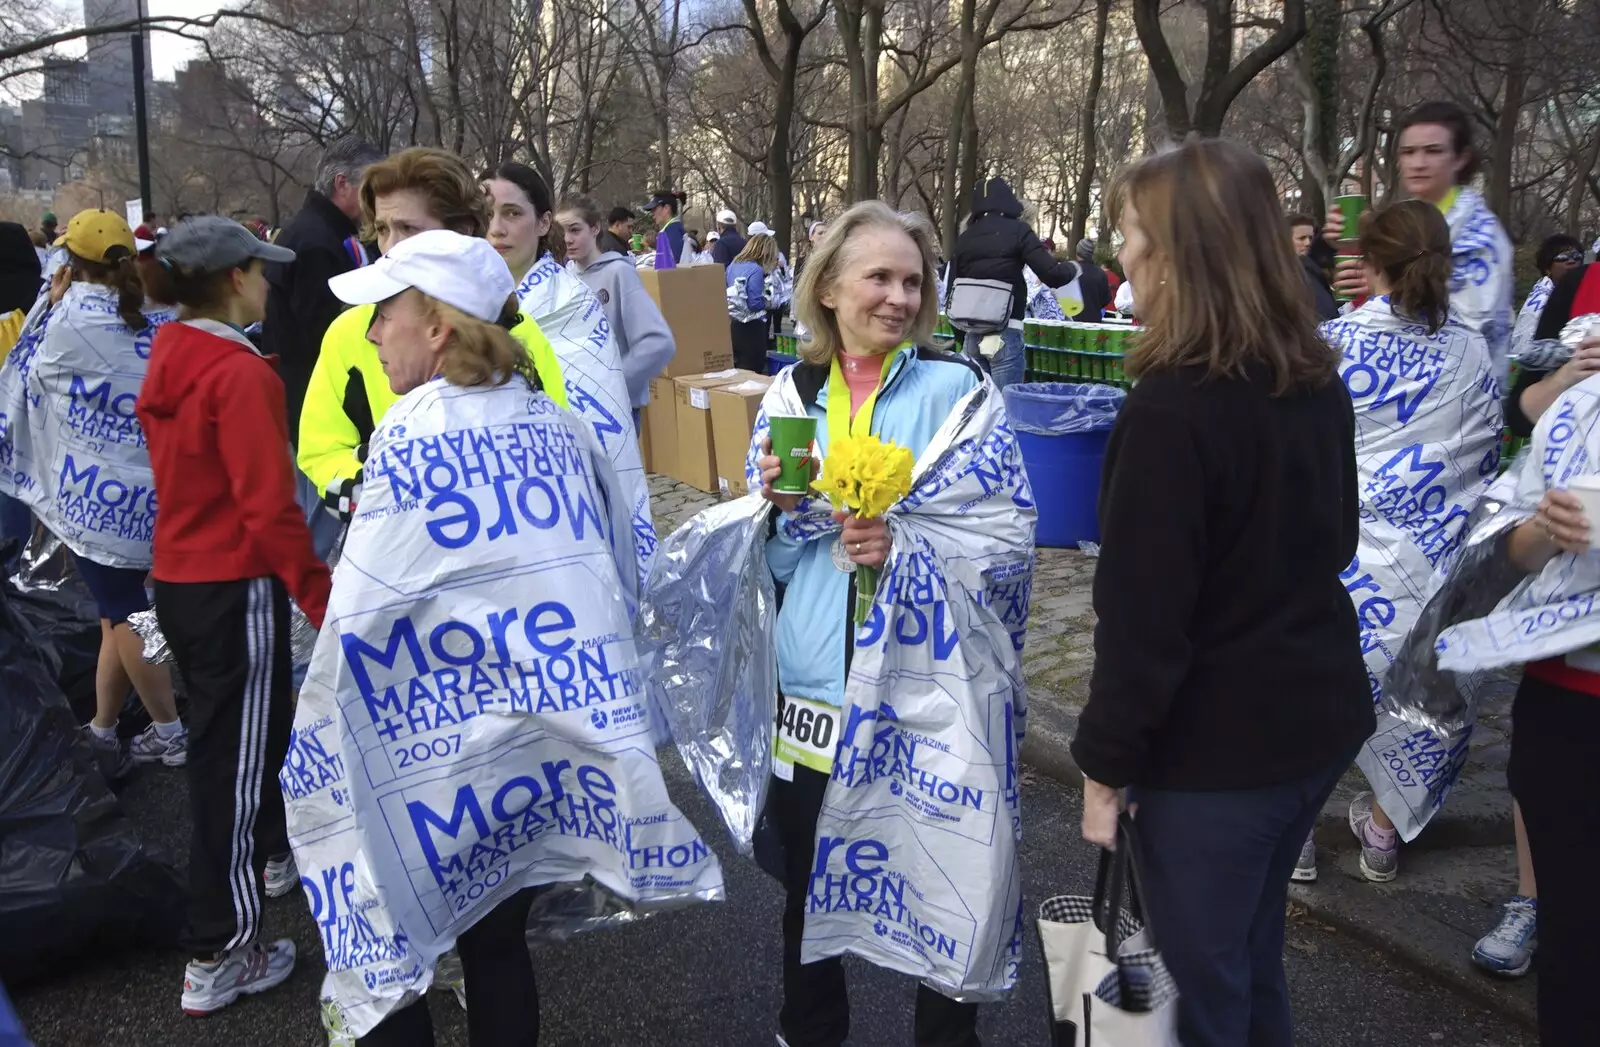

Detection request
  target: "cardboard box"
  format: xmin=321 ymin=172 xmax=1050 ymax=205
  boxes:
xmin=672 ymin=369 xmax=762 ymax=492
xmin=640 ymin=265 xmax=736 ymax=377
xmin=643 ymin=375 xmax=678 ymax=478
xmin=638 ymin=412 xmax=653 ymax=473
xmin=709 ymin=376 xmax=773 ymax=497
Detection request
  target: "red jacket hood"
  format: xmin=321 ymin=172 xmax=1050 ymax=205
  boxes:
xmin=141 ymin=319 xmax=271 ymax=419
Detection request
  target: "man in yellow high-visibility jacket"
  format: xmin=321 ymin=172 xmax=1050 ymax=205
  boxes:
xmin=297 ymin=148 xmax=566 ymax=519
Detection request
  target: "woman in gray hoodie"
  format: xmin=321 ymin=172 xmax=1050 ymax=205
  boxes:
xmin=559 ymin=195 xmax=676 ymax=413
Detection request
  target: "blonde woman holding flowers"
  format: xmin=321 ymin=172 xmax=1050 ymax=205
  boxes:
xmin=746 ymin=200 xmax=1035 ymax=1047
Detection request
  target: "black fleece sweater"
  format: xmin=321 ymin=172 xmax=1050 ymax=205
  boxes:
xmin=1070 ymin=363 xmax=1374 ymax=791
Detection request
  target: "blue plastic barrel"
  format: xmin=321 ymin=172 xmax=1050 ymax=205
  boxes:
xmin=767 ymin=351 xmax=798 ymax=375
xmin=1003 ymin=382 xmax=1124 ymax=548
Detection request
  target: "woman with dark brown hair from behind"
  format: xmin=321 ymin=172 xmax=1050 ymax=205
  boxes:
xmin=1297 ymin=200 xmax=1501 ymax=889
xmin=1070 ymin=138 xmax=1374 ymax=1047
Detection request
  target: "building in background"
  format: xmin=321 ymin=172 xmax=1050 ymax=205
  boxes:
xmin=3 ymin=0 xmax=164 ymax=192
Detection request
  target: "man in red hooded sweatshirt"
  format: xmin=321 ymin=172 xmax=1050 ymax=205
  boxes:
xmin=136 ymin=216 xmax=332 ymax=1016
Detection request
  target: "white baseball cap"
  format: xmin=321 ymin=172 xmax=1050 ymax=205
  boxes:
xmin=715 ymin=209 xmax=737 ymax=226
xmin=328 ymin=229 xmax=514 ymax=322
xmin=706 ymin=230 xmax=720 ymax=242
xmin=746 ymin=220 xmax=773 ymax=237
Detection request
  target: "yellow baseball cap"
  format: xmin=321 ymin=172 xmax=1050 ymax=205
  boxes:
xmin=54 ymin=209 xmax=139 ymax=263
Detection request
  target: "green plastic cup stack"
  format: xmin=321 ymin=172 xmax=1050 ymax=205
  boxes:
xmin=1105 ymin=327 xmax=1126 ymax=385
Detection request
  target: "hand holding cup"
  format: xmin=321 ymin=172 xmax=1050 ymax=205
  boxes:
xmin=1541 ymin=487 xmax=1594 ymax=556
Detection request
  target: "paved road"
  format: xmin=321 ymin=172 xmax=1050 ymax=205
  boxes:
xmin=12 ymin=754 xmax=1535 ymax=1047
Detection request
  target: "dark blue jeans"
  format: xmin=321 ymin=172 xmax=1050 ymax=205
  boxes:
xmin=962 ymin=326 xmax=1024 ymax=389
xmin=1128 ymin=756 xmax=1350 ymax=1047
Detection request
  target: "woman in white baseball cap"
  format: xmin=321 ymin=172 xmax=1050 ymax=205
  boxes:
xmin=297 ymin=227 xmax=648 ymax=1046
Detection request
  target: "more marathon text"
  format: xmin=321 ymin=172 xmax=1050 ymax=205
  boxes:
xmin=1361 ymin=443 xmax=1472 ymax=569
xmin=1330 ymin=322 xmax=1450 ymax=425
xmin=303 ymin=861 xmax=414 ymax=972
xmin=861 ymin=548 xmax=960 ymax=660
xmin=367 ymin=419 xmax=592 ymax=506
xmin=282 ymin=715 xmax=347 ymax=803
xmin=55 ymin=453 xmax=156 ymax=541
xmin=831 ymin=699 xmax=990 ymax=823
xmin=341 ymin=608 xmax=645 ymax=743
xmin=806 ymin=835 xmax=970 ymax=966
xmin=405 ymin=759 xmax=710 ymax=908
xmin=66 ymin=374 xmax=146 ymax=447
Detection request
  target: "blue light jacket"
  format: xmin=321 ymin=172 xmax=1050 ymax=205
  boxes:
xmin=766 ymin=344 xmax=983 ymax=707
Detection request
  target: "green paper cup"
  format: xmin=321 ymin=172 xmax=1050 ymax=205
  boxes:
xmin=768 ymin=414 xmax=818 ymax=495
xmin=1333 ymin=194 xmax=1367 ymax=236
xmin=1334 ymin=254 xmax=1362 ymax=302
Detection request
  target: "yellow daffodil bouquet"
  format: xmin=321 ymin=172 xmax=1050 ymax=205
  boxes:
xmin=814 ymin=434 xmax=916 ymax=624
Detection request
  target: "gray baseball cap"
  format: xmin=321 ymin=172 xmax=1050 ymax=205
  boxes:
xmin=156 ymin=215 xmax=294 ymax=274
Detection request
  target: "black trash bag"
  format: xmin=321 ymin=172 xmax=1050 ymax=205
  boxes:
xmin=0 ymin=583 xmax=184 ymax=987
xmin=5 ymin=528 xmax=102 ymax=721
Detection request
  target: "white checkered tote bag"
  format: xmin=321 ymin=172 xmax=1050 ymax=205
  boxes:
xmin=1036 ymin=814 xmax=1179 ymax=1047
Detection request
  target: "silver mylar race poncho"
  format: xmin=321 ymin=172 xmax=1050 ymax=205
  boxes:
xmin=516 ymin=253 xmax=657 ymax=585
xmin=1380 ymin=320 xmax=1600 ymax=799
xmin=285 ymin=376 xmax=722 ymax=1038
xmin=1430 ymin=376 xmax=1600 ymax=673
xmin=1443 ymin=186 xmax=1515 ymax=382
xmin=0 ymin=284 xmax=173 ymax=568
xmin=1320 ymin=301 xmax=1502 ymax=841
xmin=646 ymin=366 xmax=1036 ymax=1001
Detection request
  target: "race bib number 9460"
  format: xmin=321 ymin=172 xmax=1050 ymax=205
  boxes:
xmin=774 ymin=694 xmax=839 ymax=779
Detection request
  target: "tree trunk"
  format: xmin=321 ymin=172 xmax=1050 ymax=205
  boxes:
xmin=938 ymin=0 xmax=981 ymax=252
xmin=768 ymin=29 xmax=802 ymax=256
xmin=1069 ymin=0 xmax=1111 ymax=245
xmin=1566 ymin=126 xmax=1600 ymax=236
xmin=1297 ymin=0 xmax=1339 ymax=209
xmin=1488 ymin=53 xmax=1526 ymax=223
xmin=1137 ymin=0 xmax=1308 ymax=139
xmin=835 ymin=0 xmax=883 ymax=200
xmin=655 ymin=60 xmax=674 ymax=188
xmin=1131 ymin=0 xmax=1192 ymax=140
xmin=957 ymin=97 xmax=980 ymax=225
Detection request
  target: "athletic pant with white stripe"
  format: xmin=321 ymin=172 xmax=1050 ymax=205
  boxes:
xmin=155 ymin=576 xmax=293 ymax=957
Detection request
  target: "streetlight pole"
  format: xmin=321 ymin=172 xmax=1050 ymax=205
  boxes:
xmin=131 ymin=0 xmax=152 ymax=220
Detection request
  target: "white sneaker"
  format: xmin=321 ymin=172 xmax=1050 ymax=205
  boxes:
xmin=322 ymin=999 xmax=357 ymax=1047
xmin=79 ymin=723 xmax=131 ymax=779
xmin=1348 ymin=791 xmax=1399 ymax=883
xmin=181 ymin=939 xmax=296 ymax=1016
xmin=1472 ymin=896 xmax=1538 ymax=977
xmin=128 ymin=722 xmax=188 ymax=766
xmin=264 ymin=854 xmax=299 ymax=899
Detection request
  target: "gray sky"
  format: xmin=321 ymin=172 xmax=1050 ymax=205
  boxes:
xmin=145 ymin=0 xmax=216 ymax=79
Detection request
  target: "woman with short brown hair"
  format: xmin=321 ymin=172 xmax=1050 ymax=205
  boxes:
xmin=1071 ymin=138 xmax=1374 ymax=1047
xmin=297 ymin=147 xmax=565 ymax=529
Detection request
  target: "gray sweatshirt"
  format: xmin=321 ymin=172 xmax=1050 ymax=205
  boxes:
xmin=576 ymin=251 xmax=677 ymax=408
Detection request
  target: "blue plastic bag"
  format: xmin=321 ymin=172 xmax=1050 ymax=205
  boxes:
xmin=1003 ymin=382 xmax=1125 ymax=436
